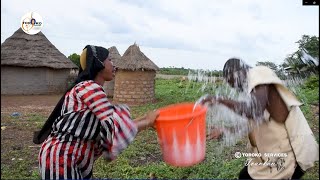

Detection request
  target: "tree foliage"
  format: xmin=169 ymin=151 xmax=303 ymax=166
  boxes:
xmin=68 ymin=53 xmax=80 ymax=67
xmin=281 ymin=35 xmax=319 ymax=77
xmin=256 ymin=61 xmax=278 ymax=71
xmin=256 ymin=61 xmax=285 ymax=79
xmin=159 ymin=67 xmax=190 ymax=75
xmin=296 ymin=35 xmax=319 ymax=59
xmin=159 ymin=67 xmax=222 ymax=77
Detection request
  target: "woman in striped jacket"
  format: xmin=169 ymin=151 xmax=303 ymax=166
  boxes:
xmin=33 ymin=45 xmax=159 ymax=179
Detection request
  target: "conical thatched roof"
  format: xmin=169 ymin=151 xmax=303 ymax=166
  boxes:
xmin=108 ymin=46 xmax=121 ymax=64
xmin=1 ymin=28 xmax=78 ymax=69
xmin=115 ymin=43 xmax=159 ymax=71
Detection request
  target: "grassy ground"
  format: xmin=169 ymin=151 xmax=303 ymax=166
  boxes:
xmin=1 ymin=78 xmax=319 ymax=179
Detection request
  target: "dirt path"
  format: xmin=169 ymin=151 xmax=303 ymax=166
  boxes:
xmin=1 ymin=95 xmax=64 ymax=178
xmin=1 ymin=94 xmax=62 ymax=115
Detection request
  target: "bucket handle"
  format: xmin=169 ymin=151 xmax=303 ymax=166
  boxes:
xmin=186 ymin=95 xmax=210 ymax=128
xmin=185 ymin=117 xmax=195 ymax=129
xmin=185 ymin=103 xmax=202 ymax=128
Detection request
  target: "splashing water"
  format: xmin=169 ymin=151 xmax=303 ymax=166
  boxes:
xmin=186 ymin=57 xmax=313 ymax=148
xmin=188 ymin=62 xmax=311 ymax=148
xmin=301 ymin=48 xmax=319 ymax=66
xmin=283 ymin=48 xmax=317 ymax=101
xmin=206 ymin=104 xmax=250 ymax=146
xmin=187 ymin=68 xmax=259 ymax=147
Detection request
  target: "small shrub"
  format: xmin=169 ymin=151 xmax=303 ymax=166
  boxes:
xmin=303 ymin=75 xmax=319 ymax=90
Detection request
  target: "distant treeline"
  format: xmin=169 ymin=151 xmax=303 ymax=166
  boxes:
xmin=68 ymin=35 xmax=318 ymax=80
xmin=159 ymin=67 xmax=223 ymax=77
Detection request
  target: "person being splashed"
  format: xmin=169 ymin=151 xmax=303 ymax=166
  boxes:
xmin=200 ymin=58 xmax=318 ymax=179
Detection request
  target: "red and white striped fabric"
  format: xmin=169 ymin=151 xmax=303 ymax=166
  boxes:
xmin=38 ymin=80 xmax=138 ymax=179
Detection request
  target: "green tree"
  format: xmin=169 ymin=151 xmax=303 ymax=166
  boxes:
xmin=282 ymin=35 xmax=319 ymax=77
xmin=68 ymin=53 xmax=80 ymax=67
xmin=256 ymin=61 xmax=278 ymax=72
xmin=282 ymin=53 xmax=306 ymax=76
xmin=296 ymin=35 xmax=319 ymax=59
xmin=256 ymin=61 xmax=286 ymax=79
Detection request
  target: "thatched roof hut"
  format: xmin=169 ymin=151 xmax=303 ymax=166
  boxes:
xmin=1 ymin=28 xmax=77 ymax=69
xmin=113 ymin=43 xmax=159 ymax=105
xmin=108 ymin=46 xmax=121 ymax=64
xmin=1 ymin=28 xmax=78 ymax=95
xmin=103 ymin=46 xmax=121 ymax=97
xmin=114 ymin=43 xmax=159 ymax=71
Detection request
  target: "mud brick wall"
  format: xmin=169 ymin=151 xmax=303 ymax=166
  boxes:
xmin=113 ymin=70 xmax=156 ymax=105
xmin=103 ymin=79 xmax=115 ymax=98
xmin=1 ymin=66 xmax=70 ymax=95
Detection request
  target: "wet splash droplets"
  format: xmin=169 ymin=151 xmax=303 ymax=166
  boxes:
xmin=188 ymin=69 xmax=255 ymax=147
xmin=187 ymin=66 xmax=308 ymax=147
xmin=206 ymin=104 xmax=250 ymax=146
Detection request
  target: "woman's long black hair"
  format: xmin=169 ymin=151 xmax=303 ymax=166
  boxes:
xmin=33 ymin=45 xmax=109 ymax=144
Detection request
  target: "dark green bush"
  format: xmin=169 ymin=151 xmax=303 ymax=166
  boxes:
xmin=303 ymin=75 xmax=319 ymax=90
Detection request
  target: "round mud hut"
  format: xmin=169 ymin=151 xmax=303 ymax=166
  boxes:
xmin=113 ymin=43 xmax=159 ymax=105
xmin=1 ymin=28 xmax=78 ymax=95
xmin=103 ymin=46 xmax=121 ymax=98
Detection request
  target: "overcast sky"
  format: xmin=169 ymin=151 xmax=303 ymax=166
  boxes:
xmin=1 ymin=0 xmax=319 ymax=70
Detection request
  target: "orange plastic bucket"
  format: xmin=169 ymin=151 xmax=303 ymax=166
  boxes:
xmin=155 ymin=102 xmax=207 ymax=167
